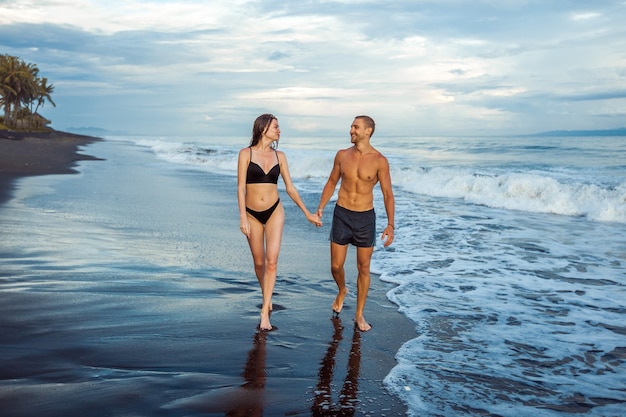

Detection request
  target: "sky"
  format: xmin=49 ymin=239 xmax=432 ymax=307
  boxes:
xmin=1 ymin=0 xmax=625 ymax=138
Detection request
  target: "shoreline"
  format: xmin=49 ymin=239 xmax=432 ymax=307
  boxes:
xmin=0 ymin=129 xmax=102 ymax=206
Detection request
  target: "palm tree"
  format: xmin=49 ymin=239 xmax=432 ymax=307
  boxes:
xmin=14 ymin=61 xmax=40 ymax=127
xmin=1 ymin=54 xmax=31 ymax=127
xmin=0 ymin=54 xmax=53 ymax=129
xmin=34 ymin=77 xmax=56 ymax=114
xmin=0 ymin=54 xmax=22 ymax=125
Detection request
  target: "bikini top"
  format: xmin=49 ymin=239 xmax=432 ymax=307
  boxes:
xmin=246 ymin=147 xmax=280 ymax=184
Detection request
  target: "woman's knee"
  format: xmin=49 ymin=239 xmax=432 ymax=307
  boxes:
xmin=265 ymin=257 xmax=278 ymax=273
xmin=253 ymin=260 xmax=264 ymax=272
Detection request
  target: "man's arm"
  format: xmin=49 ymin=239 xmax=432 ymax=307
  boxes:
xmin=378 ymin=155 xmax=395 ymax=247
xmin=317 ymin=151 xmax=342 ymax=217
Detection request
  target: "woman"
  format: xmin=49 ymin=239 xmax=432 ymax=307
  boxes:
xmin=238 ymin=114 xmax=321 ymax=331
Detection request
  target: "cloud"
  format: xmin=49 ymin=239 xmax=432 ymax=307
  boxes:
xmin=1 ymin=0 xmax=625 ymax=136
xmin=559 ymin=90 xmax=626 ymax=102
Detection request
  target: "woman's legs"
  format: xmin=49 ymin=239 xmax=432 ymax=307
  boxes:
xmin=259 ymin=204 xmax=284 ymax=329
xmin=247 ymin=203 xmax=284 ymax=330
xmin=247 ymin=219 xmax=266 ymax=289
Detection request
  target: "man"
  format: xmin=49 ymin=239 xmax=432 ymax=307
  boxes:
xmin=317 ymin=115 xmax=395 ymax=331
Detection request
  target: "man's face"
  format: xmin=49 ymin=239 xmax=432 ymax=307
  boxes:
xmin=350 ymin=118 xmax=370 ymax=143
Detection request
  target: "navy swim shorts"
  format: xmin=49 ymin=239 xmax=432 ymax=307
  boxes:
xmin=330 ymin=205 xmax=376 ymax=247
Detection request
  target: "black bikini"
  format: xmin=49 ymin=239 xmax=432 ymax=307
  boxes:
xmin=246 ymin=199 xmax=280 ymax=225
xmin=246 ymin=154 xmax=280 ymax=185
xmin=246 ymin=148 xmax=281 ymax=224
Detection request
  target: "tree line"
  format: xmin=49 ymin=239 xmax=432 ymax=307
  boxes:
xmin=0 ymin=54 xmax=56 ymax=130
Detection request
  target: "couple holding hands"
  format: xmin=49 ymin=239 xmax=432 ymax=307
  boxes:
xmin=238 ymin=114 xmax=395 ymax=332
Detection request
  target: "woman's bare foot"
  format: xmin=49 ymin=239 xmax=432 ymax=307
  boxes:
xmin=355 ymin=315 xmax=371 ymax=332
xmin=259 ymin=308 xmax=272 ymax=331
xmin=332 ymin=287 xmax=348 ymax=315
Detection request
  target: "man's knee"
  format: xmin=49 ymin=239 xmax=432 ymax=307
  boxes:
xmin=356 ymin=248 xmax=373 ymax=272
xmin=330 ymin=262 xmax=344 ymax=276
xmin=357 ymin=258 xmax=371 ymax=273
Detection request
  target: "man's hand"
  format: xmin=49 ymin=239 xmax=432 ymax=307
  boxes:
xmin=381 ymin=224 xmax=394 ymax=247
xmin=308 ymin=213 xmax=323 ymax=227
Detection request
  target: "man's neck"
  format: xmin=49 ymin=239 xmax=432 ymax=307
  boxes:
xmin=354 ymin=140 xmax=373 ymax=154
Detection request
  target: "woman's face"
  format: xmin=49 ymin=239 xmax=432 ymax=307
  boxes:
xmin=264 ymin=119 xmax=280 ymax=141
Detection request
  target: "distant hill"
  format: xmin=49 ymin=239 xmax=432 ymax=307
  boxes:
xmin=525 ymin=128 xmax=626 ymax=137
xmin=66 ymin=127 xmax=128 ymax=136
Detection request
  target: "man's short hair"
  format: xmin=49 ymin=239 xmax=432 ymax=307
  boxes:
xmin=355 ymin=115 xmax=375 ymax=137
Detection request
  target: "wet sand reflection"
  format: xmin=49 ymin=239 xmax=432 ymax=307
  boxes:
xmin=226 ymin=330 xmax=267 ymax=416
xmin=162 ymin=330 xmax=268 ymax=415
xmin=312 ymin=317 xmax=362 ymax=416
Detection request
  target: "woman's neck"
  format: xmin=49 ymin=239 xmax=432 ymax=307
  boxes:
xmin=254 ymin=138 xmax=274 ymax=152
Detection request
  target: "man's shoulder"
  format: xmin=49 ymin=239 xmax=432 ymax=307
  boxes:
xmin=370 ymin=145 xmax=388 ymax=158
xmin=376 ymin=148 xmax=388 ymax=160
xmin=358 ymin=145 xmax=387 ymax=161
xmin=369 ymin=148 xmax=390 ymax=171
xmin=335 ymin=147 xmax=352 ymax=158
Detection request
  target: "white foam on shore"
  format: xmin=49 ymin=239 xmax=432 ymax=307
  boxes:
xmin=126 ymin=135 xmax=626 ymax=224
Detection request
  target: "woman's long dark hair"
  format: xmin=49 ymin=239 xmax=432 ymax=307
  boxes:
xmin=250 ymin=114 xmax=277 ymax=148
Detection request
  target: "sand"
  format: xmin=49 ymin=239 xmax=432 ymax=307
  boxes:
xmin=0 ymin=130 xmax=102 ymax=205
xmin=0 ymin=133 xmax=417 ymax=416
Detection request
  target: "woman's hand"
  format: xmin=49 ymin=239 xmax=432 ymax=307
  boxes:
xmin=240 ymin=218 xmax=251 ymax=237
xmin=307 ymin=213 xmax=323 ymax=227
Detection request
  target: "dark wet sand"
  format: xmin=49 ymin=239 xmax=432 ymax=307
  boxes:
xmin=0 ymin=129 xmax=102 ymax=205
xmin=0 ymin=135 xmax=417 ymax=416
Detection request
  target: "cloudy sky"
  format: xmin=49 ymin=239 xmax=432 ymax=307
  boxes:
xmin=1 ymin=0 xmax=625 ymax=137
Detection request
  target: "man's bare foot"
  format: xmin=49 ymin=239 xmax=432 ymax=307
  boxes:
xmin=332 ymin=287 xmax=349 ymax=315
xmin=355 ymin=315 xmax=371 ymax=332
xmin=259 ymin=309 xmax=272 ymax=331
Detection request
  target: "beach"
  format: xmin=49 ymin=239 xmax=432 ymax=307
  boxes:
xmin=2 ymin=131 xmax=624 ymax=416
xmin=0 ymin=134 xmax=417 ymax=416
xmin=0 ymin=130 xmax=102 ymax=205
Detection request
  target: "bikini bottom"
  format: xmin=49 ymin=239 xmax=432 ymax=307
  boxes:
xmin=246 ymin=199 xmax=280 ymax=225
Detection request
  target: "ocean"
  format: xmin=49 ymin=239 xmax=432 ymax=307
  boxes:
xmin=3 ymin=132 xmax=625 ymax=416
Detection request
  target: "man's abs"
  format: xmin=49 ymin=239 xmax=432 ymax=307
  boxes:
xmin=336 ymin=190 xmax=374 ymax=212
